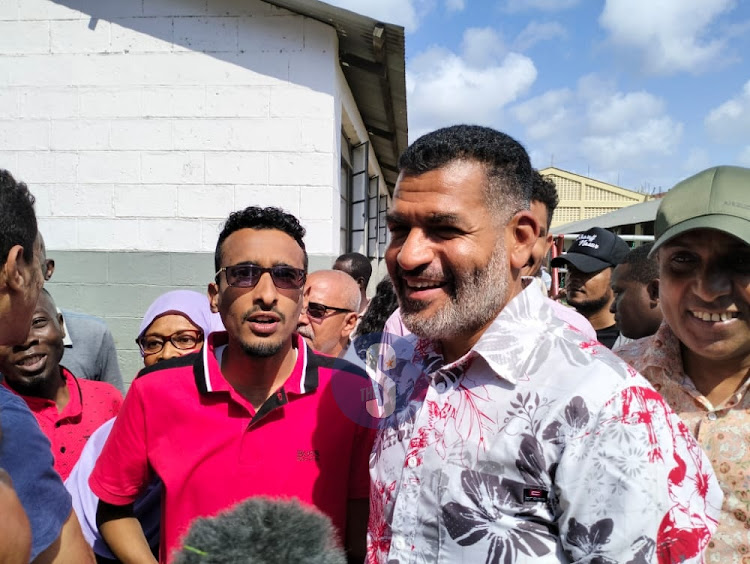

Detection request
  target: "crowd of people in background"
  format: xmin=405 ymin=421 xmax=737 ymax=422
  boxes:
xmin=0 ymin=125 xmax=749 ymax=563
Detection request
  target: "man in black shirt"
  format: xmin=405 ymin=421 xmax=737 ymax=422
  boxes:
xmin=551 ymin=227 xmax=630 ymax=348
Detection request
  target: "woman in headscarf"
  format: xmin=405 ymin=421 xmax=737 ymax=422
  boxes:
xmin=65 ymin=290 xmax=223 ymax=563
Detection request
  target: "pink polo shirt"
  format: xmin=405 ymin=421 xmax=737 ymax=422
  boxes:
xmin=4 ymin=367 xmax=122 ymax=480
xmin=90 ymin=333 xmax=375 ymax=564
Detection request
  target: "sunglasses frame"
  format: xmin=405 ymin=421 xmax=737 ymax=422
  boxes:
xmin=215 ymin=263 xmax=306 ymax=290
xmin=303 ymin=301 xmax=354 ymax=320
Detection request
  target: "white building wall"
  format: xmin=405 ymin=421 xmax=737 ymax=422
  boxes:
xmin=0 ymin=0 xmax=342 ymax=255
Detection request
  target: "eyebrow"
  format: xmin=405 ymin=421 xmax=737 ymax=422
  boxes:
xmin=386 ymin=211 xmax=463 ymax=226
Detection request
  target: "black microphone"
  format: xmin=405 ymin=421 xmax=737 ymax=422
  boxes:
xmin=172 ymin=497 xmax=347 ymax=564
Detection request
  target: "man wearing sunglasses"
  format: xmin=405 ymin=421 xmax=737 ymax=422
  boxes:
xmin=297 ymin=270 xmax=361 ymax=357
xmin=91 ymin=206 xmax=374 ymax=564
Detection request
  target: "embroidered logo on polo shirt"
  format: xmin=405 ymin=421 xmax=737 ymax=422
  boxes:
xmin=297 ymin=449 xmax=320 ymax=462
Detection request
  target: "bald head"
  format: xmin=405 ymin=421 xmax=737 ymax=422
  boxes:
xmin=297 ymin=270 xmax=361 ymax=356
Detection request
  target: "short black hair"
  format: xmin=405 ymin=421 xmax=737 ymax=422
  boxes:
xmin=214 ymin=206 xmax=307 ymax=272
xmin=333 ymin=252 xmax=372 ymax=286
xmin=397 ymin=125 xmax=533 ymax=220
xmin=354 ymin=276 xmax=398 ymax=339
xmin=620 ymin=242 xmax=658 ymax=285
xmin=531 ymin=170 xmax=559 ymax=231
xmin=0 ymin=169 xmax=37 ymax=265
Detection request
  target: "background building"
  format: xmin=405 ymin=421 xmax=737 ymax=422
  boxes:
xmin=0 ymin=0 xmax=407 ymax=382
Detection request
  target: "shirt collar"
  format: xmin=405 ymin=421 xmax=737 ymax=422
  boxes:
xmin=5 ymin=366 xmax=82 ymax=419
xmin=639 ymin=321 xmax=684 ymax=374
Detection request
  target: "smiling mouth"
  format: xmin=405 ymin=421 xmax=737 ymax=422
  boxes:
xmin=691 ymin=310 xmax=740 ymax=322
xmin=17 ymin=353 xmax=45 ymax=367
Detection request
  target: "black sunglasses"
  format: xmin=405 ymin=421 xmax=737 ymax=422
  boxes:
xmin=303 ymin=301 xmax=354 ymax=320
xmin=215 ymin=263 xmax=306 ymax=290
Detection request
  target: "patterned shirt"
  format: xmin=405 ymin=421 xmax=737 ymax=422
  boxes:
xmin=368 ymin=285 xmax=722 ymax=563
xmin=617 ymin=323 xmax=750 ymax=563
xmin=4 ymin=367 xmax=123 ymax=480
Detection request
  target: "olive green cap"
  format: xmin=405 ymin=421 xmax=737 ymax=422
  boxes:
xmin=652 ymin=165 xmax=750 ymax=253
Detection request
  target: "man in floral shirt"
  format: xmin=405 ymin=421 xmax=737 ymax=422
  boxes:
xmin=617 ymin=165 xmax=750 ymax=563
xmin=367 ymin=125 xmax=722 ymax=563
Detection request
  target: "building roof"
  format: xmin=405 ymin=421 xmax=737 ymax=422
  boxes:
xmin=553 ymin=199 xmax=661 ymax=234
xmin=263 ymin=0 xmax=408 ymax=190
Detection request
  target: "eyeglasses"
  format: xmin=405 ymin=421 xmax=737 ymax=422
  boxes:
xmin=303 ymin=301 xmax=354 ymax=320
xmin=136 ymin=329 xmax=203 ymax=356
xmin=215 ymin=263 xmax=306 ymax=290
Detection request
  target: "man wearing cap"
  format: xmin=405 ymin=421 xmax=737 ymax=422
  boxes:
xmin=617 ymin=165 xmax=750 ymax=562
xmin=550 ymin=227 xmax=630 ymax=348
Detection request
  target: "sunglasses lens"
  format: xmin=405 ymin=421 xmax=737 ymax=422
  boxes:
xmin=226 ymin=264 xmax=260 ymax=288
xmin=270 ymin=266 xmax=305 ymax=289
xmin=306 ymin=303 xmax=327 ymax=319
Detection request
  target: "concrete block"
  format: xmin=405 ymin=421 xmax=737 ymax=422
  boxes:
xmin=205 ymin=86 xmax=269 ymax=117
xmin=207 ymin=0 xmax=281 ymax=17
xmin=20 ymin=88 xmax=78 ymax=118
xmin=0 ymin=151 xmax=18 ymax=175
xmin=173 ymin=17 xmax=237 ymax=52
xmin=16 ymin=151 xmax=78 ymax=184
xmin=143 ymin=0 xmax=207 ymax=17
xmin=80 ymin=87 xmax=142 ymax=117
xmin=302 ymin=219 xmax=336 ymax=254
xmin=228 ymin=51 xmax=289 ymax=85
xmin=29 ymin=183 xmax=52 ymax=217
xmin=289 ymin=51 xmax=336 ymax=93
xmin=71 ymin=53 xmax=145 ymax=87
xmin=42 ymin=250 xmax=109 ymax=283
xmin=172 ymin=118 xmax=299 ymax=152
xmin=200 ymin=220 xmax=224 ymax=253
xmin=0 ymin=2 xmax=18 ymax=20
xmin=204 ymin=152 xmax=267 ymax=184
xmin=80 ymin=282 xmax=165 ymax=317
xmin=110 ymin=17 xmax=174 ymax=53
xmin=169 ymin=252 xmax=216 ymax=285
xmin=0 ymin=120 xmax=49 ymax=150
xmin=71 ymin=0 xmax=145 ymax=20
xmin=308 ymin=253 xmax=336 ymax=273
xmin=51 ymin=20 xmax=111 ymax=54
xmin=50 ymin=120 xmax=110 ymax=151
xmin=78 ymin=218 xmax=140 ymax=250
xmin=114 ymin=184 xmax=178 ymax=217
xmin=7 ymin=54 xmax=74 ymax=87
xmin=301 ymin=117 xmax=335 ymax=153
xmin=138 ymin=218 xmax=203 ymax=251
xmin=106 ymin=316 xmax=143 ymax=350
xmin=141 ymin=151 xmax=204 ymax=184
xmin=36 ymin=217 xmax=78 ymax=249
xmin=299 ymin=186 xmax=334 ymax=221
xmin=0 ymin=21 xmax=49 ymax=54
xmin=269 ymin=152 xmax=333 ymax=186
xmin=142 ymin=86 xmax=205 ymax=117
xmin=42 ymin=283 xmax=82 ymax=312
xmin=142 ymin=51 xmax=281 ymax=86
xmin=0 ymin=89 xmax=18 ymax=118
xmin=110 ymin=119 xmax=172 ymax=150
xmin=234 ymin=184 xmax=300 ymax=216
xmin=108 ymin=251 xmax=173 ymax=285
xmin=238 ymin=14 xmax=302 ymax=52
xmin=18 ymin=0 xmax=83 ymax=20
xmin=77 ymin=151 xmax=140 ymax=184
xmin=50 ymin=184 xmax=114 ymax=217
xmin=303 ymin=17 xmax=337 ymax=55
xmin=269 ymin=86 xmax=333 ymax=118
xmin=177 ymin=185 xmax=235 ymax=218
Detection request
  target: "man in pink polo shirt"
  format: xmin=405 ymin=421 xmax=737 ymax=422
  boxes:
xmin=90 ymin=206 xmax=374 ymax=564
xmin=0 ymin=288 xmax=122 ymax=481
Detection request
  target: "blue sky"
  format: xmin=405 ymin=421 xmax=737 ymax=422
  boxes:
xmin=326 ymin=0 xmax=750 ymax=193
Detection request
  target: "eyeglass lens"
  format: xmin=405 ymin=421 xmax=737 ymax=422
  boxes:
xmin=225 ymin=264 xmax=305 ymax=289
xmin=139 ymin=330 xmax=202 ymax=355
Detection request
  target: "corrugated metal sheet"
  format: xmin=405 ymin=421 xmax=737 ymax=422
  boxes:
xmin=554 ymin=199 xmax=661 ymax=234
xmin=261 ymin=0 xmax=408 ymax=190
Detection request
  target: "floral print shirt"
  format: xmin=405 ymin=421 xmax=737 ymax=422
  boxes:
xmin=367 ymin=286 xmax=722 ymax=564
xmin=617 ymin=323 xmax=750 ymax=563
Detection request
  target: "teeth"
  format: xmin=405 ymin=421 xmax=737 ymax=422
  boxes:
xmin=692 ymin=310 xmax=739 ymax=322
xmin=712 ymin=313 xmax=721 ymax=322
xmin=721 ymin=313 xmax=728 ymax=322
xmin=411 ymin=281 xmax=442 ymax=289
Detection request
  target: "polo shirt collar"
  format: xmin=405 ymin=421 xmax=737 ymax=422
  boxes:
xmin=4 ymin=366 xmax=82 ymax=420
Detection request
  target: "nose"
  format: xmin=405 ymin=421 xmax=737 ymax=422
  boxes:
xmin=695 ymin=265 xmax=733 ymax=302
xmin=159 ymin=341 xmax=183 ymax=362
xmin=394 ymin=229 xmax=434 ymax=273
xmin=253 ymin=271 xmax=279 ymax=307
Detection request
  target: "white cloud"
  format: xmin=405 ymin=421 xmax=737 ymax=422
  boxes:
xmin=323 ymin=0 xmax=422 ymax=31
xmin=705 ymin=79 xmax=750 ymax=143
xmin=512 ymin=75 xmax=683 ymax=186
xmin=514 ymin=21 xmax=567 ymax=51
xmin=445 ymin=0 xmax=465 ymax=12
xmin=599 ymin=0 xmax=736 ymax=75
xmin=407 ymin=27 xmax=537 ymax=139
xmin=504 ymin=0 xmax=580 ymax=12
xmin=682 ymin=148 xmax=711 ymax=174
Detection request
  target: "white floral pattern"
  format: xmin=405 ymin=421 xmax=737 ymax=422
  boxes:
xmin=368 ymin=286 xmax=722 ymax=563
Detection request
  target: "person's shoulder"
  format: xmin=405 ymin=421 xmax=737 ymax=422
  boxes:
xmin=614 ymin=334 xmax=657 ymax=363
xmin=0 ymin=384 xmax=32 ymax=417
xmin=133 ymin=351 xmax=202 ymax=387
xmin=75 ymin=375 xmax=123 ymax=399
xmin=307 ymin=347 xmax=368 ymax=381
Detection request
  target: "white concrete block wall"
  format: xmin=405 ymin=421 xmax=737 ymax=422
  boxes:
xmin=1 ymin=0 xmax=347 ymax=255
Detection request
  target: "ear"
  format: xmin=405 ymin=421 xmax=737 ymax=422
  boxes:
xmin=57 ymin=311 xmax=66 ymax=340
xmin=2 ymin=245 xmax=31 ymax=293
xmin=44 ymin=259 xmax=55 ymax=281
xmin=543 ymin=233 xmax=554 ymax=255
xmin=341 ymin=312 xmax=359 ymax=338
xmin=647 ymin=278 xmax=660 ymax=306
xmin=207 ymin=282 xmax=220 ymax=314
xmin=506 ymin=211 xmax=539 ymax=270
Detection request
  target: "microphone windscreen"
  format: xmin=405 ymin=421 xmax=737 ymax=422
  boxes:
xmin=172 ymin=497 xmax=347 ymax=564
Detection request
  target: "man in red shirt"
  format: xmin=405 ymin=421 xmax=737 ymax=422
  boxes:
xmin=0 ymin=288 xmax=122 ymax=480
xmin=90 ymin=206 xmax=374 ymax=564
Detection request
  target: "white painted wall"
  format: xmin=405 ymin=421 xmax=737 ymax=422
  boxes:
xmin=0 ymin=0 xmax=348 ymax=255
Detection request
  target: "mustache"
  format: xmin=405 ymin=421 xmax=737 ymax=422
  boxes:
xmin=242 ymin=307 xmax=286 ymax=323
xmin=296 ymin=326 xmax=313 ymax=339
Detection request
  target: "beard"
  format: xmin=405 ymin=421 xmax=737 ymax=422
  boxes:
xmin=567 ymin=291 xmax=613 ymax=318
xmin=396 ymin=242 xmax=510 ymax=341
xmin=240 ymin=338 xmax=285 ymax=358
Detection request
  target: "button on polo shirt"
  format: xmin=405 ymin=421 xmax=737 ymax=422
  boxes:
xmin=90 ymin=333 xmax=375 ymax=564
